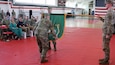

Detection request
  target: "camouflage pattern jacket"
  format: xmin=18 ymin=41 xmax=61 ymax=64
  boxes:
xmin=34 ymin=18 xmax=56 ymax=38
xmin=102 ymin=8 xmax=115 ymax=36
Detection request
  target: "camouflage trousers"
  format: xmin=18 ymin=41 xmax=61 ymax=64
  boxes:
xmin=21 ymin=27 xmax=30 ymax=36
xmin=102 ymin=35 xmax=112 ymax=61
xmin=36 ymin=34 xmax=49 ymax=58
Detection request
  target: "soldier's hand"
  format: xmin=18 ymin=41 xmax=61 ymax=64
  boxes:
xmin=97 ymin=15 xmax=104 ymax=22
xmin=99 ymin=17 xmax=104 ymax=22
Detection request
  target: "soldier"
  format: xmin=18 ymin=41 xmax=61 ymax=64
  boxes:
xmin=34 ymin=13 xmax=57 ymax=63
xmin=99 ymin=0 xmax=114 ymax=64
xmin=2 ymin=16 xmax=10 ymax=27
xmin=0 ymin=10 xmax=4 ymax=25
xmin=12 ymin=10 xmax=15 ymax=16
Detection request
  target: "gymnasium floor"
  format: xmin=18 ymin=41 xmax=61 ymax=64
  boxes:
xmin=0 ymin=16 xmax=115 ymax=65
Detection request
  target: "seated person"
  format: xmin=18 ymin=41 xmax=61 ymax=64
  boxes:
xmin=2 ymin=16 xmax=10 ymax=27
xmin=1 ymin=16 xmax=11 ymax=39
xmin=17 ymin=17 xmax=30 ymax=37
xmin=24 ymin=16 xmax=32 ymax=30
xmin=9 ymin=17 xmax=22 ymax=40
xmin=24 ymin=16 xmax=29 ymax=26
xmin=24 ymin=16 xmax=34 ymax=37
xmin=30 ymin=16 xmax=37 ymax=30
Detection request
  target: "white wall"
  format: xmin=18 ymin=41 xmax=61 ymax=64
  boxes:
xmin=0 ymin=4 xmax=10 ymax=13
xmin=77 ymin=3 xmax=89 ymax=15
xmin=0 ymin=3 xmax=42 ymax=18
xmin=0 ymin=1 xmax=85 ymax=18
xmin=65 ymin=0 xmax=90 ymax=15
xmin=66 ymin=1 xmax=77 ymax=8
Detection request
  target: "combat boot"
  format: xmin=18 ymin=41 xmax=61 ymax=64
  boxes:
xmin=41 ymin=57 xmax=48 ymax=63
xmin=99 ymin=59 xmax=105 ymax=61
xmin=99 ymin=59 xmax=109 ymax=64
xmin=39 ymin=48 xmax=42 ymax=53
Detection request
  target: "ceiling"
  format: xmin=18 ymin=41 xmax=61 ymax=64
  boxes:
xmin=1 ymin=0 xmax=93 ymax=3
xmin=1 ymin=0 xmax=93 ymax=4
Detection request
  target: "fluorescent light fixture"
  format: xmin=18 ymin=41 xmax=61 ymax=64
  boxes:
xmin=14 ymin=0 xmax=57 ymax=6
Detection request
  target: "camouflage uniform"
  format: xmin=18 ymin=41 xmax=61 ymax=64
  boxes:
xmin=12 ymin=10 xmax=16 ymax=17
xmin=0 ymin=12 xmax=3 ymax=25
xmin=2 ymin=18 xmax=10 ymax=27
xmin=100 ymin=8 xmax=114 ymax=64
xmin=30 ymin=18 xmax=36 ymax=27
xmin=0 ymin=11 xmax=3 ymax=37
xmin=48 ymin=29 xmax=57 ymax=51
xmin=34 ymin=17 xmax=56 ymax=63
xmin=23 ymin=18 xmax=31 ymax=36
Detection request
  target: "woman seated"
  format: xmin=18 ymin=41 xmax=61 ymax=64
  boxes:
xmin=9 ymin=17 xmax=22 ymax=40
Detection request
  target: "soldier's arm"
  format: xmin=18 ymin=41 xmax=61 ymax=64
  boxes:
xmin=103 ymin=9 xmax=114 ymax=37
xmin=99 ymin=17 xmax=104 ymax=22
xmin=48 ymin=20 xmax=57 ymax=38
xmin=33 ymin=20 xmax=40 ymax=32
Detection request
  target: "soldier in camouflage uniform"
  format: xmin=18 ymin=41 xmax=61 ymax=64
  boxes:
xmin=0 ymin=10 xmax=4 ymax=37
xmin=12 ymin=10 xmax=16 ymax=17
xmin=2 ymin=16 xmax=10 ymax=27
xmin=34 ymin=14 xmax=56 ymax=63
xmin=99 ymin=0 xmax=114 ymax=64
xmin=30 ymin=16 xmax=36 ymax=27
xmin=0 ymin=10 xmax=3 ymax=25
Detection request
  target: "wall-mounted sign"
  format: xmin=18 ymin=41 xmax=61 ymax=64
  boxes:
xmin=58 ymin=0 xmax=66 ymax=7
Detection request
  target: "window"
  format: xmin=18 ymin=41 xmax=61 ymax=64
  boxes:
xmin=46 ymin=0 xmax=57 ymax=6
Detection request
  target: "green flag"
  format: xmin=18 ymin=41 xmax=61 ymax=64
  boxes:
xmin=50 ymin=14 xmax=65 ymax=38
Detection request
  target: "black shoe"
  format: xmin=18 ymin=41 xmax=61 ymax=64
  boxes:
xmin=99 ymin=59 xmax=109 ymax=64
xmin=99 ymin=59 xmax=105 ymax=61
xmin=39 ymin=49 xmax=42 ymax=53
xmin=48 ymin=47 xmax=51 ymax=50
xmin=41 ymin=59 xmax=48 ymax=63
xmin=113 ymin=32 xmax=115 ymax=34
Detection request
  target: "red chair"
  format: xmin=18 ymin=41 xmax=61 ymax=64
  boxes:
xmin=0 ymin=25 xmax=13 ymax=41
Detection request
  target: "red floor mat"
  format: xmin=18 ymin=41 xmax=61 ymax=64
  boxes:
xmin=0 ymin=27 xmax=115 ymax=65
